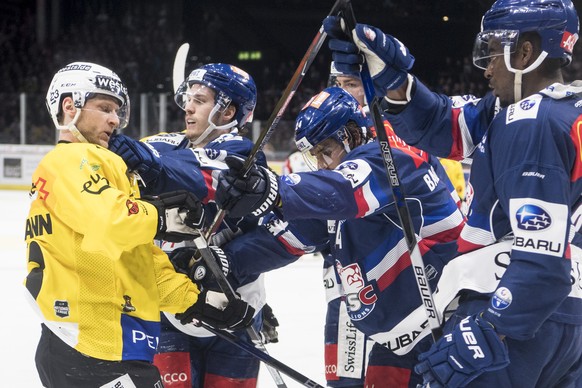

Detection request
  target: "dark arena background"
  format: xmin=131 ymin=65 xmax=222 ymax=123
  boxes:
xmin=1 ymin=0 xmax=582 ymax=155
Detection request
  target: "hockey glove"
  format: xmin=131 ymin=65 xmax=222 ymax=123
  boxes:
xmin=215 ymin=155 xmax=280 ymax=218
xmin=414 ymin=315 xmax=509 ymax=388
xmin=176 ymin=289 xmax=255 ymax=330
xmin=323 ymin=16 xmax=415 ymax=96
xmin=142 ymin=190 xmax=205 ymax=242
xmin=168 ymin=246 xmax=230 ymax=290
xmin=260 ymin=303 xmax=280 ymax=344
xmin=109 ymin=134 xmax=162 ymax=185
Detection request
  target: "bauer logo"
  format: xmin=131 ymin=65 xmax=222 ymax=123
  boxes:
xmin=515 ymin=204 xmax=552 ymax=231
xmin=491 ymin=287 xmax=512 ymax=310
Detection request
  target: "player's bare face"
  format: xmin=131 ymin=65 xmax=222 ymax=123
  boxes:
xmin=310 ymin=138 xmax=346 ymax=170
xmin=183 ymin=84 xmax=221 ymax=142
xmin=336 ymin=76 xmax=365 ymax=106
xmin=484 ymin=41 xmax=514 ymax=107
xmin=77 ymin=96 xmax=121 ymax=147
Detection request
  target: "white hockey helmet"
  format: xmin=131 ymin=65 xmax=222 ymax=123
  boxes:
xmin=46 ymin=62 xmax=130 ymax=135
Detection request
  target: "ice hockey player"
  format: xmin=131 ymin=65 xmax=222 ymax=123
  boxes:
xmin=108 ymin=63 xmax=279 ymax=387
xmin=25 ymin=61 xmax=254 ymax=388
xmin=324 ymin=0 xmax=582 ymax=385
xmin=215 ymin=86 xmax=465 ymax=387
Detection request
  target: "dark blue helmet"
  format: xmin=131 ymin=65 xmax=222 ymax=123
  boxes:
xmin=295 ymin=87 xmax=369 ymax=153
xmin=175 ymin=63 xmax=257 ymax=127
xmin=477 ymin=0 xmax=579 ymax=67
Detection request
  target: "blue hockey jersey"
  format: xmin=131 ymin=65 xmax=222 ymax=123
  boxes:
xmin=224 ymin=132 xmax=465 ymax=354
xmin=384 ymin=78 xmax=582 ymax=340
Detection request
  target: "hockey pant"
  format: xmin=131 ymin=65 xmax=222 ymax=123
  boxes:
xmin=35 ymin=323 xmax=163 ymax=388
xmin=153 ymin=314 xmax=261 ymax=388
xmin=364 ymin=336 xmax=432 ymax=388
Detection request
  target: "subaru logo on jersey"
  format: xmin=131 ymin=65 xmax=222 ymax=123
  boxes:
xmin=491 ymin=287 xmax=512 ymax=310
xmin=515 ymin=204 xmax=551 ymax=231
xmin=510 ymin=198 xmax=567 ymax=258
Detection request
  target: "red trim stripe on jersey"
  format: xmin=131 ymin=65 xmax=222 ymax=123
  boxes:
xmin=448 ymin=108 xmax=466 ymax=160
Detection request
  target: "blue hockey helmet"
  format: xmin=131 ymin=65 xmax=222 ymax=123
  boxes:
xmin=294 ymin=87 xmax=369 ymax=153
xmin=474 ymin=0 xmax=579 ymax=69
xmin=175 ymin=63 xmax=257 ymax=128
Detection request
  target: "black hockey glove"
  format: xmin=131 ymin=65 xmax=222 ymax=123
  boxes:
xmin=176 ymin=289 xmax=255 ymax=330
xmin=260 ymin=303 xmax=280 ymax=344
xmin=142 ymin=190 xmax=205 ymax=242
xmin=109 ymin=134 xmax=162 ymax=185
xmin=215 ymin=155 xmax=280 ymax=218
xmin=168 ymin=246 xmax=230 ymax=290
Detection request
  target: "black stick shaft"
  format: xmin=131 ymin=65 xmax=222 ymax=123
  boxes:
xmin=198 ymin=322 xmax=325 ymax=388
xmin=192 ymin=236 xmax=288 ymax=387
xmin=205 ymin=0 xmax=348 ymax=240
xmin=341 ymin=1 xmax=443 ymax=341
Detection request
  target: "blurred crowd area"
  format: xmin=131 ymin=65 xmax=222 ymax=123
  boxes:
xmin=2 ymin=0 xmax=582 ymax=156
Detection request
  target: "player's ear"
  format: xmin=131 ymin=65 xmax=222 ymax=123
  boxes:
xmin=517 ymin=40 xmax=536 ymax=69
xmin=60 ymin=96 xmax=77 ymax=124
xmin=63 ymin=96 xmax=76 ymax=114
xmin=223 ymin=105 xmax=236 ymax=122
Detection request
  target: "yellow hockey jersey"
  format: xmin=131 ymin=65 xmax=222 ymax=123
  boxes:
xmin=24 ymin=142 xmax=200 ymax=362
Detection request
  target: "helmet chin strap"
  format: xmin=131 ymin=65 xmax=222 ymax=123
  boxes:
xmin=190 ymin=102 xmax=238 ymax=146
xmin=53 ymin=108 xmax=89 ymax=143
xmin=504 ymin=45 xmax=548 ymax=102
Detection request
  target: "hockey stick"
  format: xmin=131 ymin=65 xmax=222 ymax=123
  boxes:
xmin=192 ymin=234 xmax=289 ymax=388
xmin=205 ymin=0 xmax=348 ymax=239
xmin=341 ymin=2 xmax=443 ymax=341
xmin=197 ymin=321 xmax=325 ymax=388
xmin=172 ymin=43 xmax=190 ymax=93
xmin=171 ymin=43 xmax=288 ymax=387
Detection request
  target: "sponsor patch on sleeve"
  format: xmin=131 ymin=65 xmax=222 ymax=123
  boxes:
xmin=510 ymin=197 xmax=568 ymax=257
xmin=334 ymin=159 xmax=371 ymax=188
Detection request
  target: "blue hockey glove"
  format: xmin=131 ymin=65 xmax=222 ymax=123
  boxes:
xmin=109 ymin=134 xmax=162 ymax=184
xmin=215 ymin=155 xmax=279 ymax=218
xmin=414 ymin=315 xmax=509 ymax=388
xmin=176 ymin=289 xmax=255 ymax=330
xmin=142 ymin=191 xmax=205 ymax=242
xmin=323 ymin=16 xmax=415 ymax=96
xmin=323 ymin=17 xmax=363 ymax=77
xmin=168 ymin=246 xmax=230 ymax=290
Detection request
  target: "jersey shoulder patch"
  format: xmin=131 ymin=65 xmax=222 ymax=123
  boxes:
xmin=334 ymin=159 xmax=372 ymax=188
xmin=505 ymin=94 xmax=542 ymax=124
